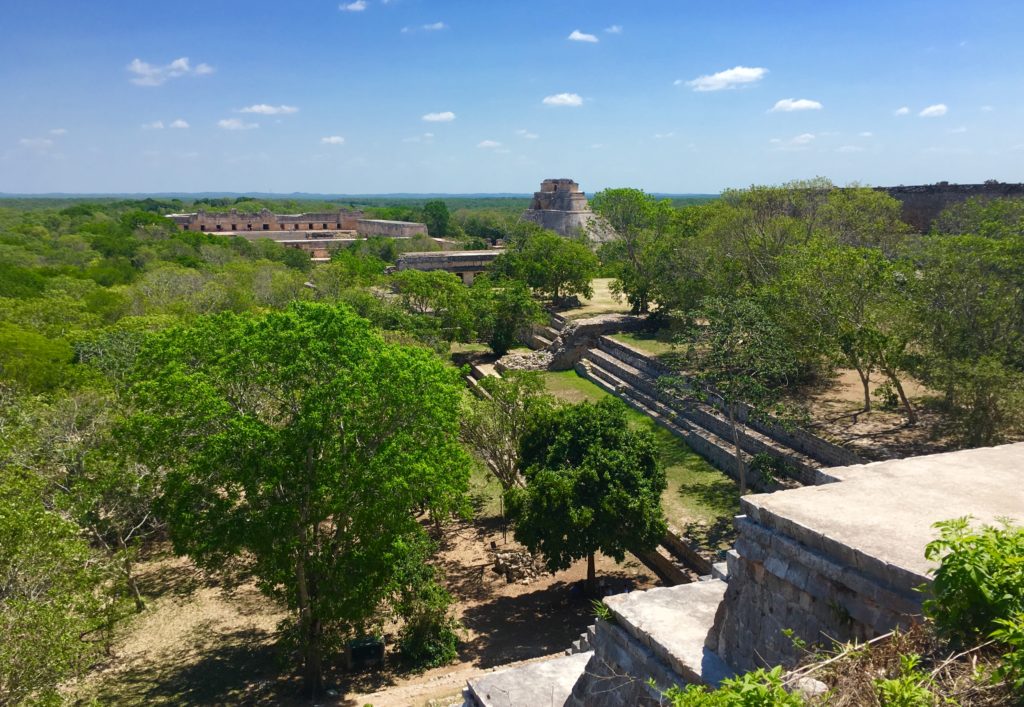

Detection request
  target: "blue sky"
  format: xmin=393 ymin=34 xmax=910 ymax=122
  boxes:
xmin=2 ymin=0 xmax=1023 ymax=195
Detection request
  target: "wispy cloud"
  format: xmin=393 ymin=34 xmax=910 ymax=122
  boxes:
xmin=240 ymin=104 xmax=299 ymax=115
xmin=170 ymin=119 xmax=189 ymax=129
xmin=321 ymin=136 xmax=345 ymax=144
xmin=127 ymin=57 xmax=213 ymax=86
xmin=339 ymin=1 xmax=366 ymax=11
xmin=142 ymin=120 xmax=165 ymax=130
xmin=568 ymin=30 xmax=598 ymax=43
xmin=19 ymin=137 xmax=54 ymax=150
xmin=422 ymin=111 xmax=455 ymax=122
xmin=949 ymin=126 xmax=967 ymax=134
xmin=859 ymin=131 xmax=874 ymax=137
xmin=980 ymin=105 xmax=995 ymax=112
xmin=542 ymin=92 xmax=583 ymax=107
xmin=218 ymin=118 xmax=258 ymax=130
xmin=894 ymin=106 xmax=910 ymax=116
xmin=605 ymin=25 xmax=622 ymax=34
xmin=404 ymin=21 xmax=447 ymax=33
xmin=682 ymin=66 xmax=767 ymax=92
xmin=770 ymin=98 xmax=823 ymax=112
xmin=49 ymin=128 xmax=68 ymax=136
xmin=653 ymin=132 xmax=675 ymax=139
xmin=403 ymin=132 xmax=435 ymax=143
xmin=919 ymin=103 xmax=948 ymax=118
xmin=477 ymin=140 xmax=502 ymax=148
xmin=836 ymin=145 xmax=864 ymax=153
xmin=770 ymin=133 xmax=816 ymax=150
xmin=515 ymin=129 xmax=539 ymax=139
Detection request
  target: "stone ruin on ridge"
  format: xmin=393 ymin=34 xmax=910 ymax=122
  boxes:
xmin=522 ymin=178 xmax=617 ymax=243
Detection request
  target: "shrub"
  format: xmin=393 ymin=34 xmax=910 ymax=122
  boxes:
xmin=662 ymin=667 xmax=805 ymax=706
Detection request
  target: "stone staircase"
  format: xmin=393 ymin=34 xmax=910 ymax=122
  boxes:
xmin=528 ymin=324 xmax=562 ymax=350
xmin=575 ymin=336 xmax=850 ymax=490
xmin=564 ymin=624 xmax=597 ymax=656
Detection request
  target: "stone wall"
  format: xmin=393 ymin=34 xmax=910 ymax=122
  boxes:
xmin=879 ymin=181 xmax=1024 ymax=233
xmin=521 ymin=177 xmax=618 ymax=242
xmin=168 ymin=208 xmax=362 ymax=233
xmin=355 ymin=218 xmax=428 ymax=238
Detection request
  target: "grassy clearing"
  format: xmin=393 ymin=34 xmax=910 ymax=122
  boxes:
xmin=537 ymin=371 xmax=738 ymax=546
xmin=558 ymin=278 xmax=632 ymax=320
xmin=607 ymin=331 xmax=678 ymax=359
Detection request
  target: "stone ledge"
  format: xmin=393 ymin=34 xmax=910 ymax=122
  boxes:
xmin=603 ymin=580 xmax=734 ymax=686
xmin=465 ymin=651 xmax=592 ymax=707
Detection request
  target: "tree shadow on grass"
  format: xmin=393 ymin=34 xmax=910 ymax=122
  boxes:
xmin=84 ymin=627 xmax=286 ymax=706
xmin=458 ymin=575 xmax=643 ymax=669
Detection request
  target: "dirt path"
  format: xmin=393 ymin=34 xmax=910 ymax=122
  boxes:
xmin=69 ymin=518 xmax=655 ymax=706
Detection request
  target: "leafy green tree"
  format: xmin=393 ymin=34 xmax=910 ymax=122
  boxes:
xmin=932 ymin=196 xmax=1024 ymax=239
xmin=818 ymin=186 xmax=910 ymax=254
xmin=0 ymin=470 xmax=115 ymax=705
xmin=391 ymin=269 xmax=475 ymax=343
xmin=0 ymin=322 xmax=73 ymax=392
xmin=591 ymin=188 xmax=676 ymax=314
xmin=423 ymin=200 xmax=451 ymax=237
xmin=506 ymin=397 xmax=666 ymax=593
xmin=470 ymin=276 xmax=544 ymax=355
xmin=671 ymin=298 xmax=798 ymax=494
xmin=491 ymin=228 xmax=598 ymax=303
xmin=123 ymin=302 xmax=471 ymax=694
xmin=461 ymin=371 xmax=556 ymax=490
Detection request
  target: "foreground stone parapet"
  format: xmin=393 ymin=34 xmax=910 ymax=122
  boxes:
xmin=565 ymin=581 xmax=732 ymax=706
xmin=464 ymin=651 xmax=592 ymax=707
xmin=707 ymin=443 xmax=1024 ymax=672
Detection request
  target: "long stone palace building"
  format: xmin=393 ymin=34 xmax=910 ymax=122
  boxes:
xmin=167 ymin=208 xmax=428 ymax=259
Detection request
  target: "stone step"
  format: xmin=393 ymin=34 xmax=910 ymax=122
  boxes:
xmin=584 ymin=348 xmax=819 ymax=484
xmin=465 ymin=650 xmax=592 ymax=707
xmin=528 ymin=333 xmax=553 ymax=350
xmin=575 ymin=360 xmax=786 ymax=493
xmin=541 ymin=325 xmax=561 ymax=340
xmin=603 ymin=579 xmax=734 ymax=688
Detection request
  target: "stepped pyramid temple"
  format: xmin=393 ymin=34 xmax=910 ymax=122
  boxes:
xmin=522 ymin=179 xmax=617 ymax=242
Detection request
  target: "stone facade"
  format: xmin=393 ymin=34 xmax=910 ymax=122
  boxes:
xmin=879 ymin=181 xmax=1024 ymax=233
xmin=522 ymin=178 xmax=617 ymax=242
xmin=166 ymin=208 xmax=427 ymax=238
xmin=395 ymin=249 xmax=502 ymax=284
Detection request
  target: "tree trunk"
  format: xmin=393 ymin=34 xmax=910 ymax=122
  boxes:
xmin=586 ymin=552 xmax=597 ymax=596
xmin=728 ymin=403 xmax=747 ymax=494
xmin=296 ymin=557 xmax=324 ymax=696
xmin=887 ymin=371 xmax=918 ymax=426
xmin=855 ymin=366 xmax=872 ymax=412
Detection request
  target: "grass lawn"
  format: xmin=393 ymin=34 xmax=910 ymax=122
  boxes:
xmin=538 ymin=371 xmax=738 ymax=548
xmin=607 ymin=331 xmax=678 ymax=359
xmin=558 ymin=278 xmax=632 ymax=320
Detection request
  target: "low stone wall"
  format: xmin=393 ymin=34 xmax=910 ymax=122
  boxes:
xmin=596 ymin=336 xmax=862 ymax=471
xmin=566 ymin=620 xmax=677 ymax=707
xmin=547 ymin=315 xmax=647 ymax=370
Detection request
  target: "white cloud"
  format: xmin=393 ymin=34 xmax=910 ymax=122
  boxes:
xmin=653 ymin=132 xmax=675 ymax=139
xmin=169 ymin=119 xmax=190 ymax=129
xmin=980 ymin=105 xmax=995 ymax=112
xmin=403 ymin=132 xmax=435 ymax=143
xmin=515 ymin=129 xmax=539 ymax=139
xmin=837 ymin=145 xmax=864 ymax=153
xmin=422 ymin=21 xmax=446 ymax=31
xmin=590 ymin=143 xmax=604 ymax=149
xmin=19 ymin=137 xmax=54 ymax=149
xmin=422 ymin=111 xmax=456 ymax=122
xmin=770 ymin=98 xmax=823 ymax=112
xmin=859 ymin=131 xmax=874 ymax=137
xmin=218 ymin=118 xmax=258 ymax=130
xmin=127 ymin=56 xmax=213 ymax=86
xmin=321 ymin=136 xmax=345 ymax=144
xmin=919 ymin=103 xmax=948 ymax=118
xmin=949 ymin=126 xmax=967 ymax=134
xmin=542 ymin=92 xmax=583 ymax=107
xmin=568 ymin=30 xmax=598 ymax=43
xmin=605 ymin=25 xmax=622 ymax=34
xmin=894 ymin=106 xmax=910 ymax=116
xmin=770 ymin=133 xmax=816 ymax=150
xmin=684 ymin=66 xmax=768 ymax=92
xmin=477 ymin=140 xmax=502 ymax=148
xmin=142 ymin=120 xmax=164 ymax=130
xmin=49 ymin=128 xmax=68 ymax=136
xmin=339 ymin=0 xmax=366 ymax=10
xmin=240 ymin=104 xmax=299 ymax=115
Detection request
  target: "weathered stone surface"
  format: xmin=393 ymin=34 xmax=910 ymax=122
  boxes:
xmin=522 ymin=178 xmax=618 ymax=242
xmin=546 ymin=314 xmax=646 ymax=370
xmin=465 ymin=651 xmax=591 ymax=707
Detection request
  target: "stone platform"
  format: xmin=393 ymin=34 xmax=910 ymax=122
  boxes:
xmin=465 ymin=443 xmax=1024 ymax=704
xmin=463 ymin=651 xmax=592 ymax=707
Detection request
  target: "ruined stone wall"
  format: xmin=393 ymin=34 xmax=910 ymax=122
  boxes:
xmin=169 ymin=209 xmax=362 ymax=233
xmin=355 ymin=219 xmax=428 ymax=238
xmin=879 ymin=182 xmax=1024 ymax=233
